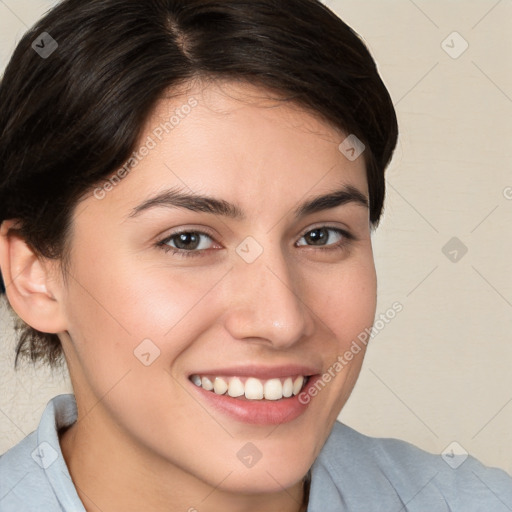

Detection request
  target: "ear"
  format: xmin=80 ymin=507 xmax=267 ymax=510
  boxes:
xmin=0 ymin=219 xmax=67 ymax=334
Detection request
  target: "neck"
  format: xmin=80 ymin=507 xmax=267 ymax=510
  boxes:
xmin=59 ymin=407 xmax=308 ymax=512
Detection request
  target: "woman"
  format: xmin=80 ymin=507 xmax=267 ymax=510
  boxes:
xmin=0 ymin=0 xmax=511 ymax=510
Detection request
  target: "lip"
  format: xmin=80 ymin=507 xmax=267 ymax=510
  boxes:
xmin=187 ymin=364 xmax=321 ymax=380
xmin=188 ymin=370 xmax=323 ymax=425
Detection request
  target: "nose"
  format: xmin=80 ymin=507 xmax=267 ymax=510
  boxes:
xmin=223 ymin=242 xmax=315 ymax=349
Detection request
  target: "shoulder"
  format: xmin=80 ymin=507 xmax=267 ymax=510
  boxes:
xmin=309 ymin=421 xmax=512 ymax=511
xmin=0 ymin=394 xmax=82 ymax=512
xmin=0 ymin=430 xmax=61 ymax=511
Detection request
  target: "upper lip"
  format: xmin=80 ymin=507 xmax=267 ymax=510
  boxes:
xmin=188 ymin=364 xmax=321 ymax=380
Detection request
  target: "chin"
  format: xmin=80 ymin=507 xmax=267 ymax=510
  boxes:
xmin=218 ymin=463 xmax=310 ymax=495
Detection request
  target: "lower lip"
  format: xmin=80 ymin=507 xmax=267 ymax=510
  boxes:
xmin=189 ymin=375 xmax=321 ymax=425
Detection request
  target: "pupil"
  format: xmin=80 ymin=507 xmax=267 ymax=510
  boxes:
xmin=306 ymin=228 xmax=327 ymax=246
xmin=176 ymin=233 xmax=199 ymax=250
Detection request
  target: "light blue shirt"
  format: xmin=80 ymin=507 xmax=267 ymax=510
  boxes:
xmin=1 ymin=394 xmax=512 ymax=511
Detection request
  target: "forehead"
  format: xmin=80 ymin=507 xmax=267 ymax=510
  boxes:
xmin=81 ymin=80 xmax=368 ymax=223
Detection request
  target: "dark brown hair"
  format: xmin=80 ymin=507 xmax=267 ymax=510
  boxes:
xmin=0 ymin=0 xmax=398 ymax=367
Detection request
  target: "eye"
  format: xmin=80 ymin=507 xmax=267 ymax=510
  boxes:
xmin=157 ymin=230 xmax=217 ymax=257
xmin=157 ymin=225 xmax=354 ymax=258
xmin=296 ymin=226 xmax=353 ymax=250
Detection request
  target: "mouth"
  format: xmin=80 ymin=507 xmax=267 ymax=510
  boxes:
xmin=187 ymin=367 xmax=321 ymax=425
xmin=189 ymin=374 xmax=310 ymax=401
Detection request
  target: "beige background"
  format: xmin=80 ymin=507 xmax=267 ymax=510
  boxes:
xmin=1 ymin=0 xmax=511 ymax=473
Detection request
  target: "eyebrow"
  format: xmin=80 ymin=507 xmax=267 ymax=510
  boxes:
xmin=127 ymin=184 xmax=369 ymax=221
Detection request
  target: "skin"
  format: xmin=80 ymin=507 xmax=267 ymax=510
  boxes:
xmin=0 ymin=80 xmax=377 ymax=512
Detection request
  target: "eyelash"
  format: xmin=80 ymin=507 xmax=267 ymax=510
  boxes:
xmin=156 ymin=226 xmax=355 ymax=258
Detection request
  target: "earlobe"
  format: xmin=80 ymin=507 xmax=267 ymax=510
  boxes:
xmin=0 ymin=219 xmax=67 ymax=334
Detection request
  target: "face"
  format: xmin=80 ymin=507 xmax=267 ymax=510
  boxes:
xmin=57 ymin=80 xmax=377 ymax=494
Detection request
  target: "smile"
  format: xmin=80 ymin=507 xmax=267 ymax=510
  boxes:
xmin=187 ymin=365 xmax=321 ymax=424
xmin=189 ymin=374 xmax=309 ymax=401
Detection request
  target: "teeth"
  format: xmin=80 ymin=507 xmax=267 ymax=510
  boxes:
xmin=213 ymin=377 xmax=228 ymax=395
xmin=190 ymin=374 xmax=308 ymax=400
xmin=282 ymin=377 xmax=293 ymax=398
xmin=263 ymin=378 xmax=283 ymax=400
xmin=245 ymin=377 xmax=264 ymax=399
xmin=201 ymin=376 xmax=213 ymax=391
xmin=228 ymin=377 xmax=244 ymax=398
xmin=292 ymin=376 xmax=304 ymax=396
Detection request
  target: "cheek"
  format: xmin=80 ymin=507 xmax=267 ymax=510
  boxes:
xmin=62 ymin=246 xmax=229 ymax=371
xmin=61 ymin=249 xmax=229 ymax=441
xmin=299 ymin=252 xmax=377 ymax=412
xmin=306 ymin=251 xmax=377 ymax=342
